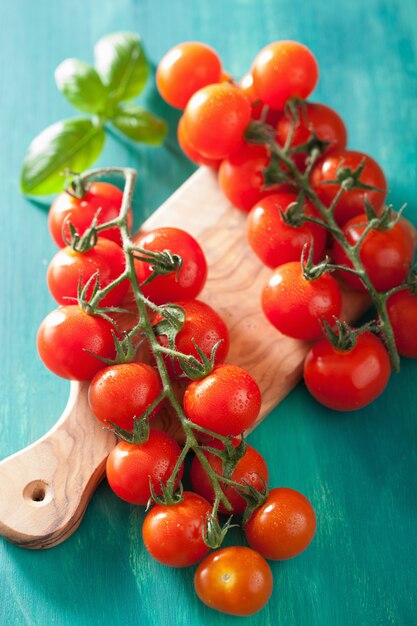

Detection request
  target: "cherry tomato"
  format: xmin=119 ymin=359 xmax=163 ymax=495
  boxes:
xmin=134 ymin=227 xmax=207 ymax=305
xmin=106 ymin=431 xmax=184 ymax=505
xmin=153 ymin=299 xmax=230 ymax=377
xmin=239 ymin=73 xmax=281 ymax=125
xmin=177 ymin=115 xmax=221 ymax=168
xmin=183 ymin=364 xmax=262 ymax=437
xmin=304 ymin=331 xmax=391 ymax=411
xmin=190 ymin=438 xmax=268 ymax=514
xmin=48 ymin=182 xmax=132 ymax=248
xmin=245 ymin=487 xmax=316 ymax=560
xmin=194 ymin=546 xmax=273 ymax=616
xmin=247 ymin=193 xmax=327 ymax=268
xmin=261 ymin=261 xmax=342 ymax=340
xmin=88 ymin=362 xmax=162 ymax=431
xmin=332 ymin=213 xmax=415 ymax=292
xmin=142 ymin=491 xmax=212 ymax=567
xmin=251 ymin=40 xmax=319 ymax=110
xmin=276 ymin=102 xmax=347 ymax=171
xmin=218 ymin=142 xmax=294 ymax=212
xmin=37 ymin=305 xmax=115 ymax=380
xmin=182 ymin=83 xmax=251 ymax=160
xmin=47 ymin=238 xmax=128 ymax=307
xmin=156 ymin=42 xmax=222 ymax=109
xmin=387 ymin=289 xmax=417 ymax=358
xmin=310 ymin=150 xmax=387 ymax=225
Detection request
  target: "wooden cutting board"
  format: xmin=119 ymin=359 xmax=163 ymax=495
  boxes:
xmin=0 ymin=166 xmax=368 ymax=549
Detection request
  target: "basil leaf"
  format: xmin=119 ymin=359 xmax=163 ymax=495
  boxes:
xmin=94 ymin=32 xmax=149 ymax=104
xmin=55 ymin=59 xmax=108 ymax=114
xmin=111 ymin=103 xmax=167 ymax=145
xmin=21 ymin=118 xmax=105 ymax=195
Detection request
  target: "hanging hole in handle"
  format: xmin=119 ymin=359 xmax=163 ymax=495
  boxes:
xmin=23 ymin=480 xmax=53 ymax=507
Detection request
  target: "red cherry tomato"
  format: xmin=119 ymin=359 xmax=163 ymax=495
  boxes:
xmin=218 ymin=142 xmax=294 ymax=212
xmin=142 ymin=491 xmax=212 ymax=567
xmin=387 ymin=289 xmax=417 ymax=358
xmin=190 ymin=438 xmax=268 ymax=514
xmin=88 ymin=362 xmax=162 ymax=431
xmin=247 ymin=193 xmax=327 ymax=267
xmin=194 ymin=546 xmax=273 ymax=616
xmin=106 ymin=431 xmax=184 ymax=505
xmin=304 ymin=331 xmax=391 ymax=411
xmin=48 ymin=182 xmax=132 ymax=248
xmin=239 ymin=73 xmax=281 ymax=125
xmin=36 ymin=305 xmax=115 ymax=380
xmin=245 ymin=487 xmax=316 ymax=560
xmin=156 ymin=42 xmax=222 ymax=109
xmin=251 ymin=40 xmax=319 ymax=110
xmin=261 ymin=261 xmax=342 ymax=340
xmin=134 ymin=227 xmax=207 ymax=305
xmin=310 ymin=150 xmax=387 ymax=225
xmin=183 ymin=364 xmax=262 ymax=437
xmin=182 ymin=83 xmax=251 ymax=160
xmin=332 ymin=213 xmax=415 ymax=292
xmin=177 ymin=115 xmax=221 ymax=168
xmin=47 ymin=238 xmax=128 ymax=307
xmin=276 ymin=102 xmax=347 ymax=171
xmin=153 ymin=299 xmax=230 ymax=377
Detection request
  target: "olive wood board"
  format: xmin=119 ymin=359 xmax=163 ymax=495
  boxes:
xmin=0 ymin=166 xmax=368 ymax=550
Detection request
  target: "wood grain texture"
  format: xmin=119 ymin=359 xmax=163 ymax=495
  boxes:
xmin=1 ymin=1 xmax=417 ymax=625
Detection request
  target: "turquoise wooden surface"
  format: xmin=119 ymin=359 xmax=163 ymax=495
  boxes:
xmin=1 ymin=1 xmax=417 ymax=624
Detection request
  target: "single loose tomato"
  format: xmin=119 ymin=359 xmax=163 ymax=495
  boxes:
xmin=134 ymin=227 xmax=207 ymax=305
xmin=106 ymin=431 xmax=184 ymax=505
xmin=156 ymin=42 xmax=222 ymax=109
xmin=251 ymin=40 xmax=319 ymax=110
xmin=261 ymin=261 xmax=342 ymax=340
xmin=142 ymin=491 xmax=212 ymax=567
xmin=37 ymin=305 xmax=115 ymax=380
xmin=153 ymin=299 xmax=230 ymax=377
xmin=48 ymin=182 xmax=132 ymax=248
xmin=387 ymin=289 xmax=417 ymax=358
xmin=88 ymin=362 xmax=162 ymax=431
xmin=183 ymin=364 xmax=261 ymax=437
xmin=332 ymin=213 xmax=415 ymax=292
xmin=247 ymin=193 xmax=327 ymax=267
xmin=194 ymin=546 xmax=273 ymax=616
xmin=190 ymin=438 xmax=268 ymax=514
xmin=182 ymin=83 xmax=251 ymax=160
xmin=276 ymin=102 xmax=347 ymax=171
xmin=47 ymin=238 xmax=128 ymax=307
xmin=304 ymin=331 xmax=391 ymax=411
xmin=245 ymin=487 xmax=316 ymax=560
xmin=177 ymin=115 xmax=221 ymax=168
xmin=218 ymin=142 xmax=294 ymax=212
xmin=310 ymin=150 xmax=387 ymax=225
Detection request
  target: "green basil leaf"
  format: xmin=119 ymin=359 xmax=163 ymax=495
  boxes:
xmin=111 ymin=103 xmax=168 ymax=145
xmin=94 ymin=32 xmax=149 ymax=104
xmin=55 ymin=58 xmax=108 ymax=114
xmin=21 ymin=118 xmax=105 ymax=195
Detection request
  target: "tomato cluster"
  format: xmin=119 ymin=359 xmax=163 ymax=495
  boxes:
xmin=36 ymin=172 xmax=317 ymax=617
xmin=158 ymin=39 xmax=417 ymax=414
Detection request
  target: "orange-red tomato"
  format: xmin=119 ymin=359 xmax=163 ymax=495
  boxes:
xmin=245 ymin=487 xmax=316 ymax=560
xmin=177 ymin=115 xmax=221 ymax=168
xmin=194 ymin=546 xmax=273 ymax=616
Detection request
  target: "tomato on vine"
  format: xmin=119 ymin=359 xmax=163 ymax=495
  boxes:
xmin=304 ymin=331 xmax=391 ymax=411
xmin=183 ymin=364 xmax=262 ymax=437
xmin=245 ymin=487 xmax=316 ymax=560
xmin=177 ymin=115 xmax=221 ymax=168
xmin=142 ymin=491 xmax=212 ymax=567
xmin=106 ymin=431 xmax=184 ymax=505
xmin=47 ymin=238 xmax=128 ymax=307
xmin=261 ymin=261 xmax=342 ymax=340
xmin=48 ymin=182 xmax=132 ymax=248
xmin=88 ymin=362 xmax=162 ymax=431
xmin=194 ymin=546 xmax=273 ymax=616
xmin=37 ymin=305 xmax=115 ymax=380
xmin=387 ymin=289 xmax=417 ymax=358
